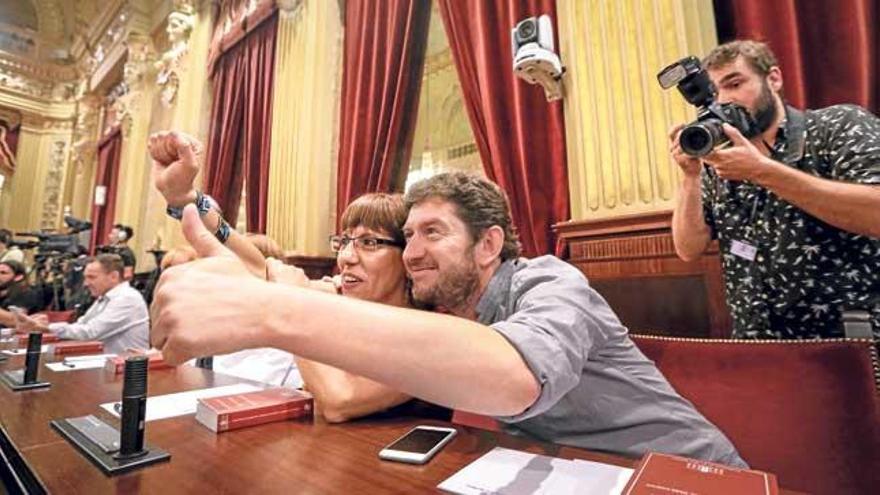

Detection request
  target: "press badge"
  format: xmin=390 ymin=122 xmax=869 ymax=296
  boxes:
xmin=730 ymin=240 xmax=758 ymax=261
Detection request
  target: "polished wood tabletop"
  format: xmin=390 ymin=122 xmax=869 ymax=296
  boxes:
xmin=0 ymin=353 xmax=803 ymax=494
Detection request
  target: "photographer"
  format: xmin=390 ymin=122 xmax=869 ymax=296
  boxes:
xmin=105 ymin=224 xmax=137 ymax=279
xmin=0 ymin=229 xmax=24 ymax=264
xmin=670 ymin=40 xmax=880 ymax=339
xmin=0 ymin=260 xmax=42 ymax=327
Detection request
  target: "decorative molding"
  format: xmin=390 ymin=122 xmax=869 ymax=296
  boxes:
xmin=41 ymin=140 xmax=68 ymax=229
xmin=0 ymin=63 xmax=78 ymax=102
xmin=155 ymin=4 xmax=195 ymax=107
xmin=424 ymin=48 xmax=453 ymax=76
xmin=71 ymin=96 xmax=101 ymax=176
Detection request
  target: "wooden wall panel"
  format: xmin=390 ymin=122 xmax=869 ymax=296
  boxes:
xmin=557 ymin=211 xmax=732 ymax=338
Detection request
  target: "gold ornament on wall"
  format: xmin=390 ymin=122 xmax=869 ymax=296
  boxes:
xmin=156 ymin=2 xmax=196 ymax=107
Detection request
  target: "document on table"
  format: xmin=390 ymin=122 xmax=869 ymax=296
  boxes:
xmin=45 ymin=354 xmax=117 ymax=372
xmin=2 ymin=345 xmax=49 ymax=356
xmin=438 ymin=447 xmax=634 ymax=495
xmin=100 ymin=383 xmax=262 ymax=422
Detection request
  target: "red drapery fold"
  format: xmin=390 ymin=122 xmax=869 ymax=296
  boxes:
xmin=89 ymin=126 xmax=123 ymax=253
xmin=203 ymin=6 xmax=277 ymax=232
xmin=335 ymin=0 xmax=431 ymax=229
xmin=0 ymin=120 xmax=19 ymax=174
xmin=714 ymin=0 xmax=879 ymax=114
xmin=437 ymin=0 xmax=569 ymax=257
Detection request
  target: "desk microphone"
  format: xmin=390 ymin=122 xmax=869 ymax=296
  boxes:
xmin=116 ymin=356 xmax=149 ymax=460
xmin=23 ymin=332 xmax=42 ymax=384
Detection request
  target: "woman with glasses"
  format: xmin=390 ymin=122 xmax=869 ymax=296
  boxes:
xmin=287 ymin=193 xmax=417 ymax=422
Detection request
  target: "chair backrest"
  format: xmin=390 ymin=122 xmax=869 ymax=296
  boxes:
xmin=631 ymin=334 xmax=880 ymax=495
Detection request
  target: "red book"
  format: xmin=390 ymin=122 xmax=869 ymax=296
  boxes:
xmin=195 ymin=388 xmax=313 ymax=433
xmin=48 ymin=341 xmax=104 ymax=357
xmin=622 ymin=452 xmax=779 ymax=495
xmin=105 ymin=350 xmax=173 ymax=374
xmin=17 ymin=333 xmax=60 ymax=345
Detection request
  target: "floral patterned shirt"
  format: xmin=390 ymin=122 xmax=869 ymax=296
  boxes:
xmin=702 ymin=105 xmax=880 ymax=339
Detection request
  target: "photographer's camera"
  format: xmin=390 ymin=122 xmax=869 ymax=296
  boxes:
xmin=658 ymin=56 xmax=760 ymax=157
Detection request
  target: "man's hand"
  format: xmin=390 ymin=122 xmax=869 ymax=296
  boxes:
xmin=150 ymin=205 xmax=277 ymax=365
xmin=149 ymin=131 xmax=202 ymax=208
xmin=703 ymin=124 xmax=777 ymax=182
xmin=669 ymin=124 xmax=703 ymax=178
xmin=15 ymin=313 xmax=49 ymax=333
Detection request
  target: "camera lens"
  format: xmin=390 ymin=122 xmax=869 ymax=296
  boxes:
xmin=680 ymin=121 xmax=724 ymax=157
xmin=517 ymin=20 xmax=536 ymax=41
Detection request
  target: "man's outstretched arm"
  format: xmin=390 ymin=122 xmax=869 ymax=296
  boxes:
xmin=151 ymin=206 xmax=540 ymax=416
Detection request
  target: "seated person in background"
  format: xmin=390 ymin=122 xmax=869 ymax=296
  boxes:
xmin=0 ymin=229 xmax=24 ymax=264
xmin=16 ymin=254 xmax=149 ymax=354
xmin=152 ymin=171 xmax=746 ymax=466
xmin=149 ymin=132 xmax=418 ymax=421
xmin=107 ymin=224 xmax=137 ymax=279
xmin=0 ymin=260 xmax=42 ymax=327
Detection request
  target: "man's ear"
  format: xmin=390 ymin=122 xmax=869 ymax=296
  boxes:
xmin=475 ymin=226 xmax=504 ymax=268
xmin=767 ymin=66 xmax=783 ymax=93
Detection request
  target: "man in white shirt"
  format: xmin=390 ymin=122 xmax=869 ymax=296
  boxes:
xmin=17 ymin=254 xmax=149 ymax=354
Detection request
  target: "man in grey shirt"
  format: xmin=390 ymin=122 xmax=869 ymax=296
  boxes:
xmin=151 ymin=171 xmax=744 ymax=466
xmin=17 ymin=254 xmax=149 ymax=354
xmin=481 ymin=256 xmax=744 ymax=465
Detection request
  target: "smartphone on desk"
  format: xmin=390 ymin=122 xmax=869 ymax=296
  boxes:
xmin=379 ymin=425 xmax=457 ymax=464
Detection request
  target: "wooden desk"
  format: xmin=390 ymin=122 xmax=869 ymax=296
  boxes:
xmin=0 ymin=355 xmax=802 ymax=494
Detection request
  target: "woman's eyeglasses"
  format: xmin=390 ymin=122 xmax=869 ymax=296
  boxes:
xmin=329 ymin=235 xmax=405 ymax=253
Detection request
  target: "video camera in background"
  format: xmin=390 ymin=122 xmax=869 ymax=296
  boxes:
xmin=657 ymin=56 xmax=760 ymax=157
xmin=13 ymin=215 xmax=92 ymax=311
xmin=14 ymin=215 xmax=91 ymax=256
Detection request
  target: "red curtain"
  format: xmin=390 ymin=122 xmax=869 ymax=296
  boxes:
xmin=89 ymin=126 xmax=123 ymax=253
xmin=0 ymin=122 xmax=17 ymax=175
xmin=203 ymin=4 xmax=277 ymax=233
xmin=437 ymin=0 xmax=569 ymax=257
xmin=336 ymin=0 xmax=431 ymax=228
xmin=714 ymin=0 xmax=879 ymax=114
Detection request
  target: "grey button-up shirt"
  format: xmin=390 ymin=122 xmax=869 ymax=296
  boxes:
xmin=49 ymin=282 xmax=150 ymax=355
xmin=477 ymin=256 xmax=746 ymax=467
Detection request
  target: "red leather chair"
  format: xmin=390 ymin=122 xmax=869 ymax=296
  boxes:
xmin=631 ymin=335 xmax=880 ymax=495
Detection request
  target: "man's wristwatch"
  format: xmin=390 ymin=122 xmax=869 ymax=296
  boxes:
xmin=166 ymin=190 xmax=217 ymax=220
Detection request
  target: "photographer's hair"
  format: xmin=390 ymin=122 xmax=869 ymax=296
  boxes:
xmin=341 ymin=193 xmax=407 ymax=246
xmin=702 ymin=40 xmax=778 ymax=78
xmin=88 ymin=253 xmax=126 ymax=279
xmin=113 ymin=224 xmax=134 ymax=241
xmin=404 ymin=172 xmax=521 ymax=261
xmin=0 ymin=260 xmax=26 ymax=279
xmin=0 ymin=228 xmax=11 ymax=246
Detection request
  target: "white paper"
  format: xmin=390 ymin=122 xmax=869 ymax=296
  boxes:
xmin=46 ymin=360 xmax=108 ymax=372
xmin=2 ymin=345 xmax=49 ymax=356
xmin=100 ymin=383 xmax=262 ymax=422
xmin=438 ymin=447 xmax=633 ymax=495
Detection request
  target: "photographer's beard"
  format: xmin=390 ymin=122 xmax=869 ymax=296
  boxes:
xmin=751 ymin=80 xmax=779 ymax=135
xmin=410 ymin=249 xmax=481 ymax=315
